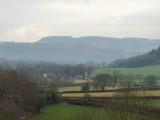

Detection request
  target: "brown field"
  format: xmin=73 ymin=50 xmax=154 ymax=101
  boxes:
xmin=73 ymin=79 xmax=90 ymax=84
xmin=61 ymin=90 xmax=160 ymax=97
xmin=62 ymin=92 xmax=113 ymax=97
xmin=58 ymin=86 xmax=81 ymax=92
xmin=58 ymin=85 xmax=120 ymax=92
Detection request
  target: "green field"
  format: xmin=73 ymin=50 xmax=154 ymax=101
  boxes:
xmin=27 ymin=100 xmax=160 ymax=120
xmin=27 ymin=104 xmax=109 ymax=120
xmin=27 ymin=104 xmax=83 ymax=120
xmin=91 ymin=65 xmax=160 ymax=77
xmin=152 ymin=100 xmax=160 ymax=108
xmin=27 ymin=102 xmax=160 ymax=120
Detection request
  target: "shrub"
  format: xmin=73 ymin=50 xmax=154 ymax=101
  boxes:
xmin=81 ymin=93 xmax=92 ymax=105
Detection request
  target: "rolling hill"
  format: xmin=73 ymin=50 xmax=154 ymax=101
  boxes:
xmin=0 ymin=36 xmax=160 ymax=63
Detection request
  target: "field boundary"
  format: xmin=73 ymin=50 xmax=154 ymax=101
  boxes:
xmin=62 ymin=96 xmax=160 ymax=118
xmin=62 ymin=96 xmax=160 ymax=100
xmin=61 ymin=87 xmax=160 ymax=93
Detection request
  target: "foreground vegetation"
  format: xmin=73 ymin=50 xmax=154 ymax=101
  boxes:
xmin=0 ymin=69 xmax=41 ymax=120
xmin=64 ymin=87 xmax=160 ymax=120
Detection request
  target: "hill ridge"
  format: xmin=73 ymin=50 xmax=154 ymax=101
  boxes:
xmin=0 ymin=36 xmax=160 ymax=63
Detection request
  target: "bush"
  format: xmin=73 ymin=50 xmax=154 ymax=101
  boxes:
xmin=45 ymin=88 xmax=61 ymax=104
xmin=81 ymin=93 xmax=92 ymax=105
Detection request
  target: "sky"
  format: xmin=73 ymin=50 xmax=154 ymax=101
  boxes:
xmin=0 ymin=0 xmax=160 ymax=42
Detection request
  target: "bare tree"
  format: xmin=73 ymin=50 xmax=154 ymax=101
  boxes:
xmin=0 ymin=99 xmax=22 ymax=120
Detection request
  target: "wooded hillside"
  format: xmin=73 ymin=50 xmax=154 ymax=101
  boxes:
xmin=110 ymin=47 xmax=160 ymax=68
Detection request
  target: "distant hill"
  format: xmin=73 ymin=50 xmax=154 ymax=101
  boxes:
xmin=110 ymin=47 xmax=160 ymax=68
xmin=0 ymin=36 xmax=160 ymax=63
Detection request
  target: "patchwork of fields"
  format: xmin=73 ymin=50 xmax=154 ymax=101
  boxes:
xmin=29 ymin=65 xmax=160 ymax=120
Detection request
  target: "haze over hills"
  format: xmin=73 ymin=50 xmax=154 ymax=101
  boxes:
xmin=0 ymin=36 xmax=160 ymax=63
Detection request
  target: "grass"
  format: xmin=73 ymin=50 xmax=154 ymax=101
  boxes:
xmin=27 ymin=103 xmax=160 ymax=120
xmin=152 ymin=100 xmax=160 ymax=108
xmin=27 ymin=104 xmax=110 ymax=120
xmin=27 ymin=104 xmax=83 ymax=120
xmin=91 ymin=65 xmax=160 ymax=77
xmin=72 ymin=106 xmax=109 ymax=120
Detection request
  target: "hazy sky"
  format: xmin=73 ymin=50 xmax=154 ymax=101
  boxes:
xmin=0 ymin=0 xmax=160 ymax=42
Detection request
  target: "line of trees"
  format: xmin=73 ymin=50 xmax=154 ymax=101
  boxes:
xmin=91 ymin=72 xmax=158 ymax=91
xmin=14 ymin=62 xmax=94 ymax=85
xmin=1 ymin=61 xmax=94 ymax=77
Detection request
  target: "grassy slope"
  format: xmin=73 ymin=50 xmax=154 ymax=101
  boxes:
xmin=27 ymin=104 xmax=82 ymax=120
xmin=91 ymin=65 xmax=160 ymax=77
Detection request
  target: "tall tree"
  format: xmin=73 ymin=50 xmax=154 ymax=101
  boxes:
xmin=94 ymin=74 xmax=113 ymax=90
xmin=81 ymin=83 xmax=90 ymax=91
